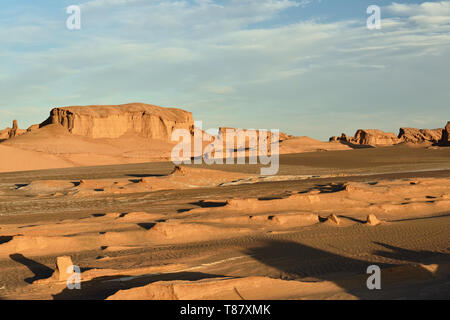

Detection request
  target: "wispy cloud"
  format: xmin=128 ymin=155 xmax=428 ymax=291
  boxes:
xmin=0 ymin=1 xmax=449 ymax=139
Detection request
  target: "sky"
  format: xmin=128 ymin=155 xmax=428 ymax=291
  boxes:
xmin=1 ymin=0 xmax=449 ymax=140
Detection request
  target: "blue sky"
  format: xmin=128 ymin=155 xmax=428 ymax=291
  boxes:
xmin=1 ymin=0 xmax=449 ymax=140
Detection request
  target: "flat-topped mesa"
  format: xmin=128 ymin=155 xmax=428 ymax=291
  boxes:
xmin=353 ymin=129 xmax=400 ymax=145
xmin=398 ymin=127 xmax=443 ymax=144
xmin=40 ymin=103 xmax=194 ymax=140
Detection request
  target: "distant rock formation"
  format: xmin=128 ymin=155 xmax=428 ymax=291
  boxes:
xmin=39 ymin=103 xmax=195 ymax=140
xmin=27 ymin=124 xmax=40 ymax=132
xmin=442 ymin=122 xmax=450 ymax=146
xmin=214 ymin=128 xmax=294 ymax=153
xmin=330 ymin=122 xmax=450 ymax=146
xmin=8 ymin=120 xmax=18 ymax=139
xmin=354 ymin=129 xmax=400 ymax=145
xmin=398 ymin=127 xmax=443 ymax=144
xmin=0 ymin=120 xmax=26 ymax=140
xmin=330 ymin=129 xmax=399 ymax=146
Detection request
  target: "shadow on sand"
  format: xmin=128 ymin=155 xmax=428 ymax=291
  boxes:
xmin=47 ymin=240 xmax=449 ymax=299
xmin=52 ymin=271 xmax=226 ymax=300
xmin=244 ymin=239 xmax=449 ymax=299
xmin=9 ymin=253 xmax=54 ymax=284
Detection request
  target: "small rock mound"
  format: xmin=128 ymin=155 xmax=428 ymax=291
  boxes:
xmin=170 ymin=165 xmax=189 ymax=176
xmin=327 ymin=214 xmax=340 ymax=225
xmin=366 ymin=214 xmax=381 ymax=226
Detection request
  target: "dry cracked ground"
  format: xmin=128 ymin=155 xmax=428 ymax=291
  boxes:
xmin=0 ymin=145 xmax=449 ymax=300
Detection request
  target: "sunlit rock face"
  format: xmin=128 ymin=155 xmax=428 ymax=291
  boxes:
xmin=442 ymin=122 xmax=450 ymax=146
xmin=398 ymin=127 xmax=443 ymax=144
xmin=41 ymin=103 xmax=195 ymax=140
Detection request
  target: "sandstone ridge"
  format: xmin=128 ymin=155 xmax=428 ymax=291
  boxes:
xmin=330 ymin=121 xmax=450 ymax=146
xmin=40 ymin=103 xmax=194 ymax=140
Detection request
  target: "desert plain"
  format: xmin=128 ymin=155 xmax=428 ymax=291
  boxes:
xmin=0 ymin=103 xmax=449 ymax=300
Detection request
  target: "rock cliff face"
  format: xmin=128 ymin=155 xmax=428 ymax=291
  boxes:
xmin=216 ymin=128 xmax=293 ymax=151
xmin=353 ymin=129 xmax=400 ymax=145
xmin=330 ymin=122 xmax=450 ymax=146
xmin=442 ymin=122 xmax=450 ymax=146
xmin=398 ymin=128 xmax=443 ymax=144
xmin=330 ymin=129 xmax=399 ymax=146
xmin=218 ymin=128 xmax=272 ymax=150
xmin=40 ymin=103 xmax=194 ymax=140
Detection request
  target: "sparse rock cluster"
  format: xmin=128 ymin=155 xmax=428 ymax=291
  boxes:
xmin=330 ymin=121 xmax=450 ymax=146
xmin=330 ymin=129 xmax=400 ymax=146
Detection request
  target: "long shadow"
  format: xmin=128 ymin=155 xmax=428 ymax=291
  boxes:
xmin=52 ymin=271 xmax=226 ymax=300
xmin=298 ymin=183 xmax=346 ymax=194
xmin=189 ymin=200 xmax=228 ymax=208
xmin=9 ymin=254 xmax=54 ymax=284
xmin=337 ymin=140 xmax=375 ymax=149
xmin=126 ymin=174 xmax=165 ymax=178
xmin=0 ymin=236 xmax=13 ymax=245
xmin=176 ymin=200 xmax=228 ymax=213
xmin=244 ymin=239 xmax=449 ymax=299
xmin=373 ymin=242 xmax=450 ymax=265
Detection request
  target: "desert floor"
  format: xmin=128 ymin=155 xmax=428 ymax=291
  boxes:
xmin=0 ymin=145 xmax=449 ymax=299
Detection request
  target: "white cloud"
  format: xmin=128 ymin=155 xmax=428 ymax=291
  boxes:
xmin=387 ymin=1 xmax=450 ymax=26
xmin=0 ymin=1 xmax=449 ymax=139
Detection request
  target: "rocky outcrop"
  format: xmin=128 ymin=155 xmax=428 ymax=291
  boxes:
xmin=398 ymin=127 xmax=443 ymax=144
xmin=218 ymin=128 xmax=272 ymax=150
xmin=216 ymin=128 xmax=293 ymax=149
xmin=40 ymin=103 xmax=195 ymax=140
xmin=8 ymin=120 xmax=18 ymax=139
xmin=27 ymin=124 xmax=40 ymax=132
xmin=330 ymin=122 xmax=450 ymax=147
xmin=353 ymin=129 xmax=400 ymax=145
xmin=0 ymin=120 xmax=25 ymax=140
xmin=442 ymin=122 xmax=450 ymax=146
xmin=330 ymin=129 xmax=399 ymax=146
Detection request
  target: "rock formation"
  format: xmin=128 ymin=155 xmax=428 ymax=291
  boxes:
xmin=56 ymin=256 xmax=75 ymax=281
xmin=366 ymin=214 xmax=381 ymax=226
xmin=8 ymin=120 xmax=18 ymax=139
xmin=27 ymin=124 xmax=40 ymax=132
xmin=218 ymin=127 xmax=272 ymax=150
xmin=353 ymin=129 xmax=400 ymax=145
xmin=39 ymin=103 xmax=195 ymax=140
xmin=441 ymin=122 xmax=450 ymax=146
xmin=330 ymin=122 xmax=450 ymax=146
xmin=398 ymin=127 xmax=443 ymax=144
xmin=215 ymin=128 xmax=293 ymax=151
xmin=0 ymin=120 xmax=25 ymax=140
xmin=330 ymin=129 xmax=399 ymax=146
xmin=327 ymin=214 xmax=340 ymax=225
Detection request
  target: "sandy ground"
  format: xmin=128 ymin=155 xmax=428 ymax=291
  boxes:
xmin=0 ymin=124 xmax=353 ymax=173
xmin=0 ymin=146 xmax=449 ymax=300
